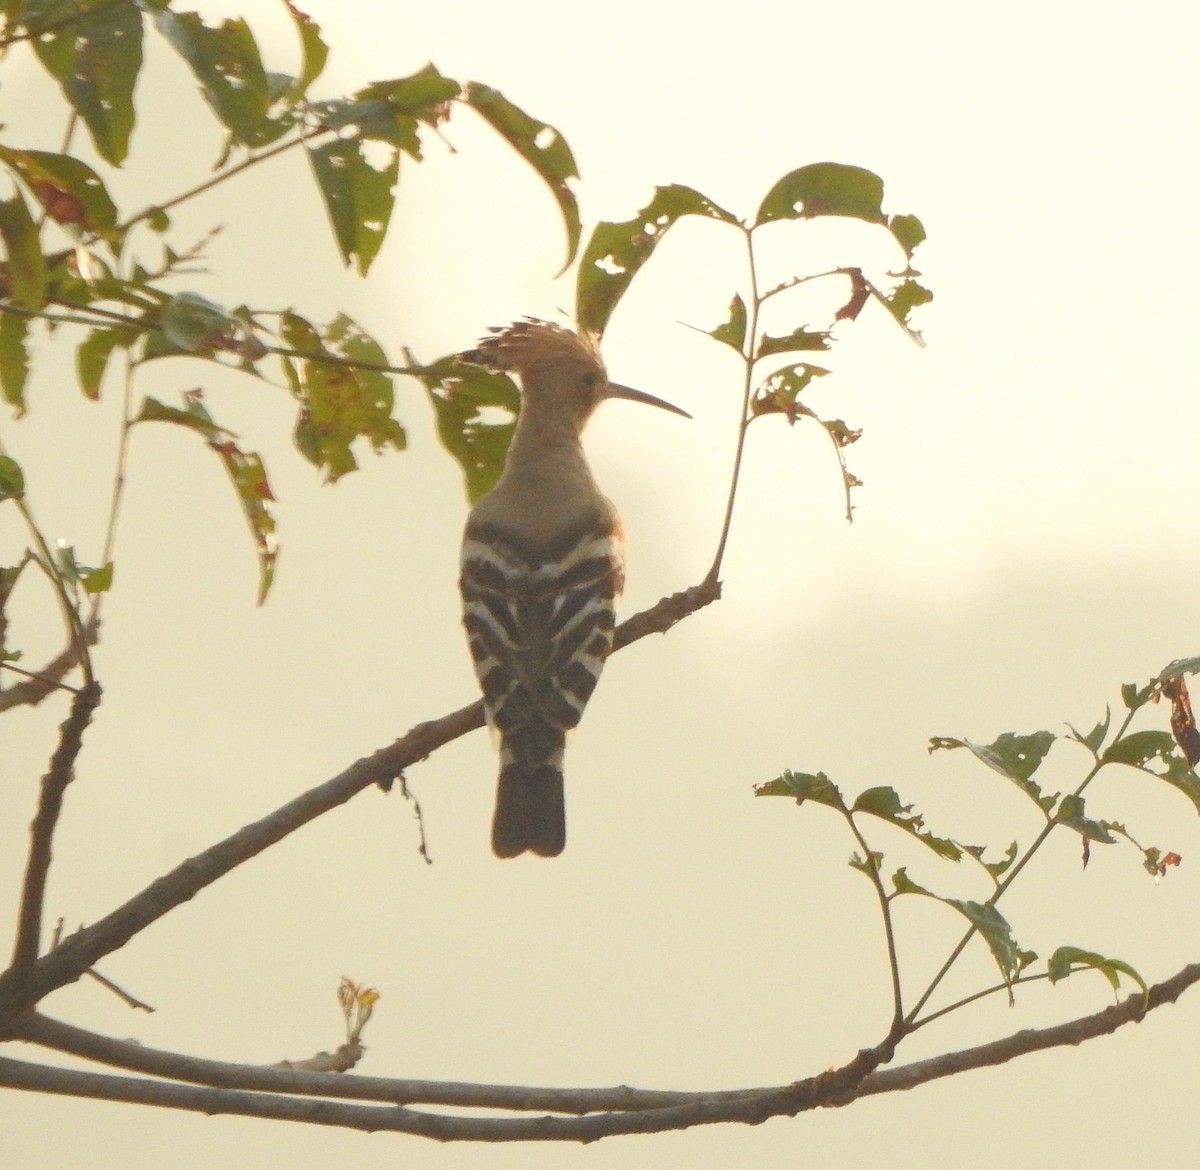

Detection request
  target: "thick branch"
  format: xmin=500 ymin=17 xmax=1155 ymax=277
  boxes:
xmin=0 ymin=1041 xmax=885 ymax=1141
xmin=3 ymin=967 xmax=1196 ymax=1141
xmin=9 ymin=683 xmax=103 ymax=976
xmin=0 ymin=583 xmax=720 ymax=1021
xmin=855 ymin=961 xmax=1200 ymax=1101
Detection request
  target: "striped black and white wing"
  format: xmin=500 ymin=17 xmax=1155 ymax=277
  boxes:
xmin=460 ymin=516 xmax=624 ymax=856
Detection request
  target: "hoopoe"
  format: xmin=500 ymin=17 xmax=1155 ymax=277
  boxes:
xmin=459 ymin=319 xmax=689 ymax=857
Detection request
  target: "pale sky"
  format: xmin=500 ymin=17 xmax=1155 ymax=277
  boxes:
xmin=3 ymin=1 xmax=1199 ymax=1166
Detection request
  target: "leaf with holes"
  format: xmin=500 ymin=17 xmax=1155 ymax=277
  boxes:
xmin=278 ymin=311 xmax=405 ymax=481
xmin=410 ymin=352 xmax=519 ymax=504
xmin=307 ymin=138 xmax=397 ymax=276
xmin=755 ymin=769 xmax=846 ymax=810
xmin=0 ymin=147 xmax=117 ymax=237
xmin=1103 ymin=730 xmax=1200 ymax=815
xmin=466 ymin=83 xmax=580 ymax=275
xmin=152 ymin=8 xmax=286 ymax=148
xmin=750 ymin=363 xmax=830 ymax=423
xmin=756 ymin=162 xmax=887 ymax=226
xmin=578 ymin=184 xmax=738 ymax=337
xmin=32 ymin=0 xmax=143 ymax=165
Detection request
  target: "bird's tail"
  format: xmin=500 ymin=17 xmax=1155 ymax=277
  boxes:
xmin=493 ymin=722 xmax=567 ymax=857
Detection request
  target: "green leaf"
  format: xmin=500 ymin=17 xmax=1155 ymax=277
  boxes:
xmin=76 ymin=325 xmax=136 ymax=400
xmin=0 ymin=147 xmax=118 ymax=237
xmin=32 ymin=0 xmax=143 ymax=165
xmin=1047 ymin=945 xmax=1148 ymax=1004
xmin=1121 ymin=680 xmax=1154 ymax=711
xmin=80 ymin=560 xmax=113 ymax=595
xmin=756 ymin=162 xmax=886 ymax=227
xmin=1103 ymin=729 xmax=1200 ymax=815
xmin=135 ymin=392 xmax=278 ymax=603
xmin=577 ymin=184 xmax=739 ymax=337
xmin=849 ymin=850 xmax=884 ymax=878
xmin=968 ymin=840 xmax=1019 ymax=881
xmin=755 ymin=327 xmax=832 ymax=359
xmin=159 ymin=291 xmax=235 ymax=352
xmin=1103 ymin=729 xmax=1176 ymax=768
xmin=0 ymin=312 xmax=31 ymax=414
xmin=887 ymin=213 xmax=927 ymax=260
xmin=151 ymin=8 xmax=284 ymax=147
xmin=278 ymin=311 xmax=405 ymax=481
xmin=749 ymin=362 xmax=831 ymax=423
xmin=1154 ymin=656 xmax=1200 ymax=685
xmin=465 ymin=82 xmax=580 ymax=275
xmin=343 ymin=65 xmax=460 ymax=154
xmin=282 ymin=0 xmax=328 ymax=102
xmin=882 ymin=278 xmax=933 ymax=333
xmin=852 ymin=786 xmax=962 ymax=860
xmin=307 ymin=138 xmax=397 ymax=276
xmin=1066 ymin=707 xmax=1111 ymax=755
xmin=0 ymin=190 xmax=47 ymax=308
xmin=409 ymin=352 xmax=518 ymax=504
xmin=755 ymin=769 xmax=846 ymax=810
xmin=933 ymin=731 xmax=1057 ymax=813
xmin=0 ymin=454 xmax=25 ymax=501
xmin=707 ymin=294 xmax=747 ymax=353
xmin=952 ymin=900 xmax=1026 ymax=987
xmin=1055 ymin=794 xmax=1116 ymax=844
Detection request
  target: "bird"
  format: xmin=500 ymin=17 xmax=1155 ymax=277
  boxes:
xmin=458 ymin=319 xmax=689 ymax=857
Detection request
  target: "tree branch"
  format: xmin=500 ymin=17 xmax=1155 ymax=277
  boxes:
xmin=0 ymin=1039 xmax=887 ymax=1141
xmin=4 ymin=966 xmax=1196 ymax=1142
xmin=855 ymin=961 xmax=1200 ymax=1101
xmin=0 ymin=582 xmax=720 ymax=1019
xmin=0 ymin=616 xmax=101 ymax=712
xmin=8 ymin=682 xmax=103 ymax=977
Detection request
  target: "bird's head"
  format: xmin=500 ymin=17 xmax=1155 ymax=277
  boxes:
xmin=462 ymin=318 xmax=690 ymax=426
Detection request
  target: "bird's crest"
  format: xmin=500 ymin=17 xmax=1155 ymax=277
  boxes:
xmin=462 ymin=318 xmax=605 ymax=379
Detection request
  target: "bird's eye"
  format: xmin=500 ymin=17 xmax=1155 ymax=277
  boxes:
xmin=581 ymin=371 xmax=601 ymax=390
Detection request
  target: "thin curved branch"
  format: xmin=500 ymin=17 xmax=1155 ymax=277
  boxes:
xmin=0 ymin=616 xmax=101 ymax=712
xmin=0 ymin=582 xmax=720 ymax=1020
xmin=0 ymin=1041 xmax=888 ymax=1141
xmin=5 ymin=966 xmax=1197 ymax=1142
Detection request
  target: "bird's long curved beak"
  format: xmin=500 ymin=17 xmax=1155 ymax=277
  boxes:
xmin=605 ymin=382 xmax=691 ymax=419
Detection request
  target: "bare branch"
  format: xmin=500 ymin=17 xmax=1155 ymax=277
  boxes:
xmin=0 ymin=616 xmax=100 ymax=712
xmin=6 ymin=966 xmax=1198 ymax=1141
xmin=0 ymin=1040 xmax=888 ymax=1141
xmin=0 ymin=584 xmax=719 ymax=1019
xmin=8 ymin=682 xmax=103 ymax=977
xmin=856 ymin=962 xmax=1200 ymax=1101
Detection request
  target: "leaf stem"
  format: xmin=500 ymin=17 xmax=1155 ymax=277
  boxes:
xmin=905 ymin=705 xmax=1139 ymax=1026
xmin=703 ymin=225 xmax=760 ymax=586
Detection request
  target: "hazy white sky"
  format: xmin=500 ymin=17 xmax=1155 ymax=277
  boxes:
xmin=4 ymin=1 xmax=1199 ymax=1166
